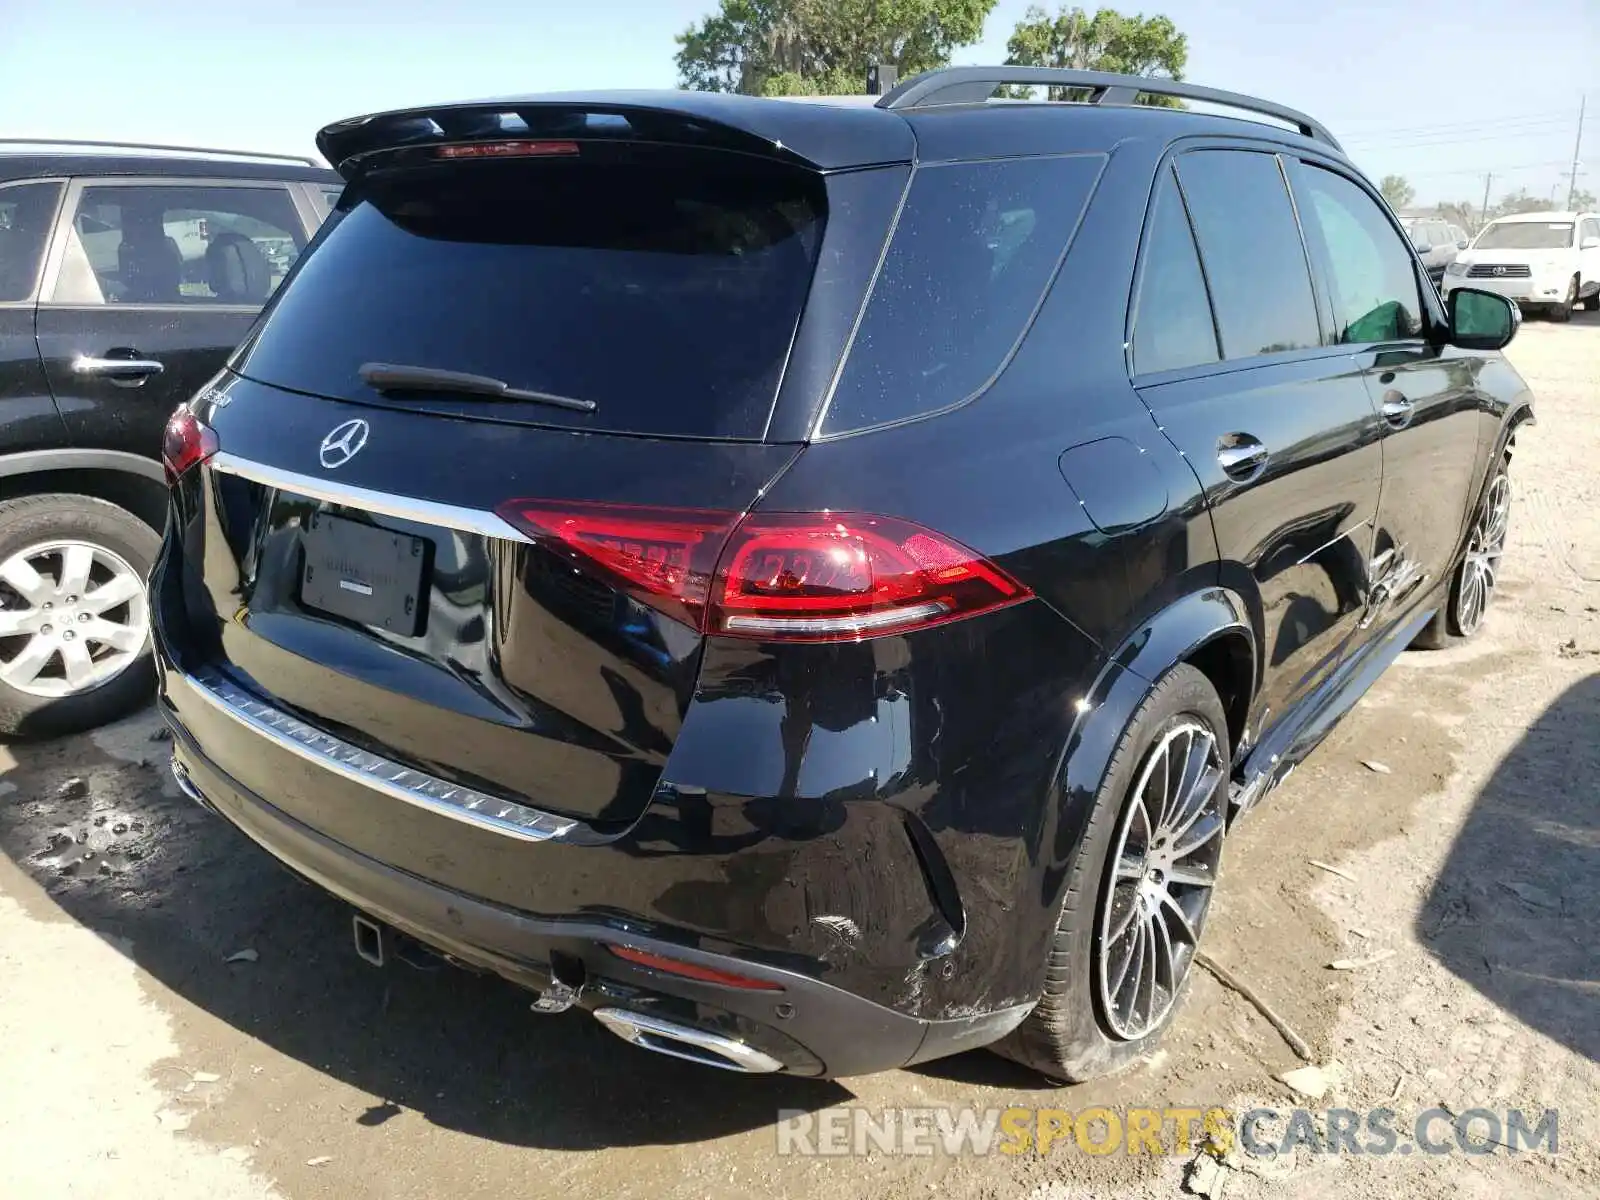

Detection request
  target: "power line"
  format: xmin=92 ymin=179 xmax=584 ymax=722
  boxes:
xmin=1335 ymin=110 xmax=1571 ymax=140
xmin=1329 ymin=106 xmax=1570 ymax=130
xmin=1344 ymin=120 xmax=1573 ymax=150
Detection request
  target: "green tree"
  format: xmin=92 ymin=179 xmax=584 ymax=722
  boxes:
xmin=1003 ymin=6 xmax=1187 ymax=103
xmin=1437 ymin=200 xmax=1480 ymax=236
xmin=1567 ymin=186 xmax=1596 ymax=212
xmin=1489 ymin=189 xmax=1550 ymax=219
xmin=1379 ymin=175 xmax=1415 ymax=211
xmin=675 ymin=0 xmax=996 ymax=96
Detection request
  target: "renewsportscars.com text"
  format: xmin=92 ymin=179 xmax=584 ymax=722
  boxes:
xmin=775 ymin=1105 xmax=1559 ymax=1158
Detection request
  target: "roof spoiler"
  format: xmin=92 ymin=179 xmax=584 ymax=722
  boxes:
xmin=316 ymin=92 xmax=916 ymax=178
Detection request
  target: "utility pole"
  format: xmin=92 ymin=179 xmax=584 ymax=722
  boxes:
xmin=1567 ymin=95 xmax=1586 ymax=211
xmin=1480 ymin=173 xmax=1494 ymax=227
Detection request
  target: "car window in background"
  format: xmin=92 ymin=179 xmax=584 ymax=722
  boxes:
xmin=317 ymin=185 xmax=343 ymax=218
xmin=1131 ymin=166 xmax=1219 ymax=375
xmin=1582 ymin=218 xmax=1600 ymax=242
xmin=50 ymin=184 xmax=306 ymax=306
xmin=1298 ymin=165 xmax=1424 ymax=344
xmin=822 ymin=153 xmax=1103 ymax=433
xmin=1475 ymin=221 xmax=1575 ymax=251
xmin=0 ymin=182 xmax=63 ymax=302
xmin=1174 ymin=150 xmax=1321 ymax=360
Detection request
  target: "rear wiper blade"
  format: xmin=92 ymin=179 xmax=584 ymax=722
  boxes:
xmin=359 ymin=362 xmax=597 ymax=413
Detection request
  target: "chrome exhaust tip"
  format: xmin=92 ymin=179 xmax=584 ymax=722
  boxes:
xmin=170 ymin=757 xmax=212 ymax=811
xmin=592 ymin=1008 xmax=784 ymax=1074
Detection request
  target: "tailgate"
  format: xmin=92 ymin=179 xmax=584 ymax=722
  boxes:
xmin=171 ymin=378 xmax=798 ymax=828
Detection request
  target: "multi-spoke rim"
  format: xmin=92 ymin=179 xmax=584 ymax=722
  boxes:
xmin=1456 ymin=472 xmax=1509 ymax=637
xmin=1096 ymin=719 xmax=1226 ymax=1041
xmin=0 ymin=540 xmax=148 ymax=698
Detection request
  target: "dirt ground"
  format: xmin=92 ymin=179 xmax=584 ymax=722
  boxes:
xmin=1 ymin=314 xmax=1595 ymax=1200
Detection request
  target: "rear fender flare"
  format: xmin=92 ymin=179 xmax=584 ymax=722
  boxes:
xmin=1038 ymin=587 xmax=1255 ymax=914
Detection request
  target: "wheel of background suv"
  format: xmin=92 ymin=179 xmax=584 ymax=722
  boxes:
xmin=993 ymin=663 xmax=1230 ymax=1081
xmin=0 ymin=495 xmax=159 ymax=738
xmin=1581 ymin=281 xmax=1599 ymax=312
xmin=1413 ymin=457 xmax=1510 ymax=650
xmin=1547 ymin=276 xmax=1578 ymax=323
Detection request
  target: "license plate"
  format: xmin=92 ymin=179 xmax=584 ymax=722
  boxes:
xmin=300 ymin=513 xmax=428 ymax=636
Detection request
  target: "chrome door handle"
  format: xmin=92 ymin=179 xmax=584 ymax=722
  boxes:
xmin=1380 ymin=390 xmax=1414 ymax=427
xmin=1217 ymin=435 xmax=1268 ymax=480
xmin=72 ymin=354 xmax=165 ymax=387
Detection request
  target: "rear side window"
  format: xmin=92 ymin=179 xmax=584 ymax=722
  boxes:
xmin=1131 ymin=167 xmax=1219 ymax=375
xmin=235 ymin=151 xmax=826 ymax=439
xmin=821 ymin=154 xmax=1103 ymax=435
xmin=0 ymin=181 xmax=63 ymax=302
xmin=1295 ymin=165 xmax=1423 ymax=344
xmin=1174 ymin=151 xmax=1320 ymax=359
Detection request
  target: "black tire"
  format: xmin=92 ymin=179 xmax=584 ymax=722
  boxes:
xmin=992 ymin=663 xmax=1230 ymax=1081
xmin=1547 ymin=276 xmax=1577 ymax=323
xmin=0 ymin=494 xmax=160 ymax=738
xmin=1581 ymin=283 xmax=1599 ymax=312
xmin=1413 ymin=456 xmax=1510 ymax=650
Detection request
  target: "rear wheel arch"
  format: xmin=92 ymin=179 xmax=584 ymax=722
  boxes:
xmin=0 ymin=455 xmax=166 ymax=534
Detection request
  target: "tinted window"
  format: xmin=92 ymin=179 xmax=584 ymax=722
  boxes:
xmin=1132 ymin=167 xmax=1218 ymax=375
xmin=821 ymin=154 xmax=1103 ymax=434
xmin=52 ymin=184 xmax=305 ymax=306
xmin=237 ymin=152 xmax=826 ymax=439
xmin=0 ymin=182 xmax=63 ymax=302
xmin=1175 ymin=151 xmax=1320 ymax=359
xmin=1297 ymin=166 xmax=1424 ymax=344
xmin=1476 ymin=221 xmax=1574 ymax=250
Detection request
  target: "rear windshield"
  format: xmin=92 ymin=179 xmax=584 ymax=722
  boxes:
xmin=233 ymin=150 xmax=826 ymax=439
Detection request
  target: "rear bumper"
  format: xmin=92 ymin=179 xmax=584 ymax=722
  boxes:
xmin=157 ymin=660 xmax=1031 ymax=1077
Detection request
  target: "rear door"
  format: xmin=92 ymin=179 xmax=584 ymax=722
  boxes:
xmin=1289 ymin=160 xmax=1483 ymax=613
xmin=35 ymin=176 xmax=315 ymax=461
xmin=1132 ymin=148 xmax=1383 ymax=749
xmin=0 ymin=179 xmax=71 ymax=452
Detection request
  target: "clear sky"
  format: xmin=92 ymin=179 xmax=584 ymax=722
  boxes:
xmin=2 ymin=0 xmax=1593 ymax=207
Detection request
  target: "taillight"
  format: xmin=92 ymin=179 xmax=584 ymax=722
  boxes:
xmin=496 ymin=501 xmax=737 ymax=629
xmin=161 ymin=408 xmax=219 ymax=485
xmin=495 ymin=501 xmax=1030 ymax=642
xmin=709 ymin=513 xmax=1030 ymax=641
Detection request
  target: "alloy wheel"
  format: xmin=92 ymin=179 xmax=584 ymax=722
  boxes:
xmin=1456 ymin=473 xmax=1510 ymax=637
xmin=1096 ymin=720 xmax=1226 ymax=1041
xmin=0 ymin=540 xmax=149 ymax=698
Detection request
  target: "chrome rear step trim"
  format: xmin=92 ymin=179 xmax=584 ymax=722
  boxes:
xmin=207 ymin=452 xmax=531 ymax=543
xmin=592 ymin=1008 xmax=785 ymax=1073
xmin=180 ymin=667 xmax=580 ymax=843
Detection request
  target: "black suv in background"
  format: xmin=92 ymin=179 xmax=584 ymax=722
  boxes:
xmin=154 ymin=69 xmax=1533 ymax=1081
xmin=0 ymin=141 xmax=339 ymax=734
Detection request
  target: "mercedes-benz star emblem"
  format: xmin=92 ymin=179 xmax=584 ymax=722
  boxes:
xmin=319 ymin=418 xmax=369 ymax=469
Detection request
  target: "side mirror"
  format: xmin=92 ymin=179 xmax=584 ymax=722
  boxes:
xmin=1412 ymin=238 xmax=1431 ymax=254
xmin=1457 ymin=239 xmax=1470 ymax=250
xmin=1448 ymin=288 xmax=1519 ymax=351
xmin=1582 ymin=236 xmax=1600 ymax=250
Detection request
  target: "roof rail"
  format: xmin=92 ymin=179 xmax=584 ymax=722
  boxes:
xmin=875 ymin=67 xmax=1342 ymax=151
xmin=0 ymin=138 xmax=321 ymax=167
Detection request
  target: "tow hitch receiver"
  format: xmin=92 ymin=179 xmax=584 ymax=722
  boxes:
xmin=530 ymin=952 xmax=585 ymax=1014
xmin=352 ymin=914 xmax=388 ymax=967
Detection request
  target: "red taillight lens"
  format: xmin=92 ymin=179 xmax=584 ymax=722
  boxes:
xmin=710 ymin=513 xmax=1030 ymax=641
xmin=496 ymin=500 xmax=1031 ymax=643
xmin=161 ymin=408 xmax=219 ymax=485
xmin=606 ymin=944 xmax=784 ymax=991
xmin=495 ymin=501 xmax=738 ymax=629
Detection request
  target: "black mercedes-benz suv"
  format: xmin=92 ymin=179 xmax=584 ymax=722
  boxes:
xmin=151 ymin=68 xmax=1534 ymax=1081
